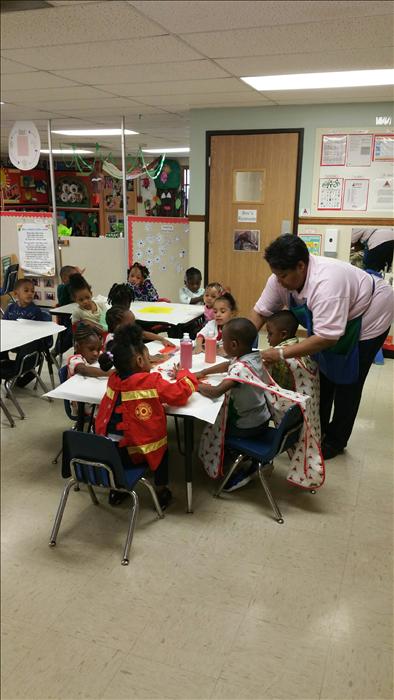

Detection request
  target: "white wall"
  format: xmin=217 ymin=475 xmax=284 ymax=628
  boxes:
xmin=60 ymin=237 xmax=126 ymax=296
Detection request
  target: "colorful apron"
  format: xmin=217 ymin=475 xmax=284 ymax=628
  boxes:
xmin=198 ymin=359 xmax=325 ymax=490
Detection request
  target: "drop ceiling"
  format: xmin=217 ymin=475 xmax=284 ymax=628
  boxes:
xmin=1 ymin=0 xmax=393 ymax=155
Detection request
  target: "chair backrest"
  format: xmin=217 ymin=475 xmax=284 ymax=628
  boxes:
xmin=58 ymin=364 xmax=73 ymax=419
xmin=62 ymin=430 xmax=126 ymax=488
xmin=2 ymin=264 xmax=19 ymax=295
xmin=272 ymin=405 xmax=303 ymax=456
xmin=15 ymin=341 xmax=42 ymax=377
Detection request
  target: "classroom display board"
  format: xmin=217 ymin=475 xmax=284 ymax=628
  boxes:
xmin=0 ymin=211 xmax=57 ymax=307
xmin=312 ymin=128 xmax=394 ymax=217
xmin=128 ymin=216 xmax=189 ymax=301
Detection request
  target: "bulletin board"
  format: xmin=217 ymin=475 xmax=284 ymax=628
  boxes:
xmin=311 ymin=128 xmax=394 ymax=217
xmin=128 ymin=216 xmax=189 ymax=301
xmin=0 ymin=211 xmax=57 ymax=307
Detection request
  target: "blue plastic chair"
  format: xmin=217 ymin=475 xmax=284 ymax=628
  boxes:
xmin=49 ymin=430 xmax=164 ymax=565
xmin=215 ymin=406 xmax=303 ymax=524
xmin=52 ymin=365 xmax=94 ymax=465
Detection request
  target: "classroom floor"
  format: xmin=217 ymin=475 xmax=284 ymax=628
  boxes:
xmin=1 ymin=359 xmax=393 ymax=700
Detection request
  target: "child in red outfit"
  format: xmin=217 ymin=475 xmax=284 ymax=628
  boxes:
xmin=96 ymin=323 xmax=197 ymax=508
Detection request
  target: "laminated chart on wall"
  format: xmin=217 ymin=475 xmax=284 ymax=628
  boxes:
xmin=312 ymin=128 xmax=394 ymax=217
xmin=128 ymin=216 xmax=189 ymax=301
xmin=17 ymin=221 xmax=55 ymax=276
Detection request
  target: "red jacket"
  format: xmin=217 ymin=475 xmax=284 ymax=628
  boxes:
xmin=95 ymin=369 xmax=197 ymax=470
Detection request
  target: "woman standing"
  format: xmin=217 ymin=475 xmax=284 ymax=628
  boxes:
xmin=250 ymin=235 xmax=393 ymax=459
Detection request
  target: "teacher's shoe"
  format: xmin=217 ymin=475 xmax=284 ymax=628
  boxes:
xmin=322 ymin=442 xmax=344 ymax=460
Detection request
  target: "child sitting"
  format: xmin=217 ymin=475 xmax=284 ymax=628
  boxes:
xmin=104 ymin=305 xmax=175 ymax=360
xmin=265 ymin=311 xmax=306 ymax=390
xmin=127 ymin=263 xmax=159 ymax=302
xmin=107 ymin=282 xmax=134 ymax=308
xmin=67 ymin=323 xmax=112 ymax=418
xmin=179 ymin=267 xmax=204 ymax=305
xmin=69 ymin=273 xmax=107 ymax=333
xmin=57 ymin=265 xmax=84 ymax=306
xmin=193 ymin=292 xmax=237 ymax=354
xmin=96 ymin=324 xmax=198 ymax=508
xmin=203 ymin=282 xmax=223 ymax=322
xmin=3 ymin=278 xmax=47 ymax=321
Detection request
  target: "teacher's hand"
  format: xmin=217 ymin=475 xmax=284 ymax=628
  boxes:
xmin=261 ymin=348 xmax=281 ymax=364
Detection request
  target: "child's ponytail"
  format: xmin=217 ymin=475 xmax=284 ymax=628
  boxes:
xmin=99 ymin=324 xmax=145 ymax=374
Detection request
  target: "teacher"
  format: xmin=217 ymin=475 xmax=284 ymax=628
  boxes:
xmin=250 ymin=234 xmax=394 ymax=460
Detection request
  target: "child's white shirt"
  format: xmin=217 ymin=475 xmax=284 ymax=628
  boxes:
xmin=197 ymin=319 xmax=221 ymax=340
xmin=179 ymin=286 xmax=204 ymax=304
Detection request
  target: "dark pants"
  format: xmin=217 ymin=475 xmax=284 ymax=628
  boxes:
xmin=120 ymin=447 xmax=169 ymax=487
xmin=226 ymin=420 xmax=269 ymax=439
xmin=320 ymin=328 xmax=390 ymax=450
xmin=365 ymin=241 xmax=394 ymax=272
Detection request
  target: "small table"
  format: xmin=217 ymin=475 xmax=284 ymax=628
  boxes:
xmin=45 ymin=342 xmax=225 ymax=512
xmin=1 ymin=319 xmax=66 ymax=353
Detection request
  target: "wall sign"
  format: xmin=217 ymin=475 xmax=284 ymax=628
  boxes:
xmin=237 ymin=209 xmax=257 ymax=223
xmin=298 ymin=233 xmax=322 ymax=256
xmin=17 ymin=221 xmax=55 ymax=276
xmin=8 ymin=121 xmax=41 ymax=171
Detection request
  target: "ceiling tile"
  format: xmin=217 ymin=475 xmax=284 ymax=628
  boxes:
xmin=0 ymin=57 xmax=36 ymax=74
xmin=1 ymin=85 xmax=116 ymax=104
xmin=1 ymin=73 xmax=88 ymax=93
xmin=142 ymin=93 xmax=273 ymax=109
xmin=19 ymin=97 xmax=146 ymax=112
xmin=216 ymin=47 xmax=394 ymax=77
xmin=51 ymin=60 xmax=230 ymax=85
xmin=179 ymin=15 xmax=394 ymax=58
xmin=1 ymin=1 xmax=165 ymax=50
xmin=129 ymin=0 xmax=394 ymax=33
xmin=99 ymin=78 xmax=252 ymax=98
xmin=2 ymin=35 xmax=203 ymax=70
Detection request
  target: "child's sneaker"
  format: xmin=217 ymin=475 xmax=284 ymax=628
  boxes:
xmin=157 ymin=487 xmax=173 ymax=511
xmin=223 ymin=461 xmax=258 ymax=492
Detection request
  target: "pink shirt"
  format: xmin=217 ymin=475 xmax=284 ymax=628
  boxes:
xmin=254 ymin=255 xmax=393 ymax=341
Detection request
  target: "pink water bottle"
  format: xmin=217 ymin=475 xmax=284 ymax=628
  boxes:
xmin=180 ymin=332 xmax=193 ymax=370
xmin=205 ymin=332 xmax=217 ymax=363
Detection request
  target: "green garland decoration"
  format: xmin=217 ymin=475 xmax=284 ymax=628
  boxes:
xmin=54 ymin=144 xmax=166 ymax=181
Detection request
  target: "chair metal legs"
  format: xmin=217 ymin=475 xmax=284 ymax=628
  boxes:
xmin=140 ymin=477 xmax=164 ymax=519
xmin=52 ymin=446 xmax=63 ymax=464
xmin=4 ymin=381 xmax=25 ymax=419
xmin=87 ymin=484 xmax=99 ymax=505
xmin=49 ymin=478 xmax=76 ymax=546
xmin=214 ymin=453 xmax=246 ymax=497
xmin=122 ymin=491 xmax=139 ymax=566
xmin=1 ymin=397 xmax=15 ymax=427
xmin=258 ymin=464 xmax=284 ymax=524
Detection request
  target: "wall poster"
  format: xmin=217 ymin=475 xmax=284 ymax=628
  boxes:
xmin=17 ymin=221 xmax=55 ymax=276
xmin=233 ymin=229 xmax=260 ymax=252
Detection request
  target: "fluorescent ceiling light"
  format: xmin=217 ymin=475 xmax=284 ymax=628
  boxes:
xmin=142 ymin=147 xmax=190 ymax=154
xmin=52 ymin=128 xmax=138 ymax=136
xmin=241 ymin=69 xmax=394 ymax=91
xmin=41 ymin=148 xmax=93 ymax=154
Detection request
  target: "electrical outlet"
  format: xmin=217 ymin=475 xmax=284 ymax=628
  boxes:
xmin=325 ymin=228 xmax=338 ymax=254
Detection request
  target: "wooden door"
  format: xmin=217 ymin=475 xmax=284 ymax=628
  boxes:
xmin=207 ymin=132 xmax=301 ymax=315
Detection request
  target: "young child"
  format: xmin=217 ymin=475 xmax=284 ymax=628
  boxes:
xmin=127 ymin=263 xmax=159 ymax=302
xmin=57 ymin=265 xmax=84 ymax=306
xmin=179 ymin=267 xmax=204 ymax=305
xmin=193 ymin=292 xmax=237 ymax=354
xmin=107 ymin=282 xmax=134 ymax=308
xmin=67 ymin=323 xmax=112 ymax=419
xmin=96 ymin=324 xmax=198 ymax=508
xmin=104 ymin=305 xmax=175 ymax=358
xmin=3 ymin=278 xmax=47 ymax=320
xmin=198 ymin=318 xmax=271 ymax=438
xmin=69 ymin=273 xmax=107 ymax=333
xmin=203 ymin=282 xmax=223 ymax=322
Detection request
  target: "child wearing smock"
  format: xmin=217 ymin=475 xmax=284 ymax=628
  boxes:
xmin=179 ymin=267 xmax=204 ymax=305
xmin=69 ymin=273 xmax=107 ymax=333
xmin=194 ymin=292 xmax=237 ymax=354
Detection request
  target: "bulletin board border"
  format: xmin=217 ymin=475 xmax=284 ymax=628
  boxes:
xmin=127 ymin=215 xmax=189 ymax=268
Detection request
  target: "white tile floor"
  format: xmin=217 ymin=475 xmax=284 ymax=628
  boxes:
xmin=1 ymin=360 xmax=393 ymax=700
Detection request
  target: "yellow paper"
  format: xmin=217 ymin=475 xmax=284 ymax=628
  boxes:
xmin=139 ymin=306 xmax=173 ymax=314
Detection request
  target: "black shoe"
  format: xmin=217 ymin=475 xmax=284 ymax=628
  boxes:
xmin=108 ymin=490 xmax=129 ymax=506
xmin=322 ymin=442 xmax=344 ymax=460
xmin=157 ymin=487 xmax=172 ymax=511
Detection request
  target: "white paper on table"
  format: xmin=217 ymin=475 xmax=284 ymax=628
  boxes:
xmin=346 ymin=134 xmax=372 ymax=167
xmin=1 ymin=319 xmax=65 ymax=353
xmin=343 ymin=179 xmax=369 ymax=211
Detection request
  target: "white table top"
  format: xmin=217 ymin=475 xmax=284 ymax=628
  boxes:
xmin=44 ymin=342 xmax=225 ymax=425
xmin=1 ymin=319 xmax=66 ymax=353
xmin=51 ymin=299 xmax=204 ymax=325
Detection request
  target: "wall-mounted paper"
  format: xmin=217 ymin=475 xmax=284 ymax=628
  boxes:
xmin=373 ymin=135 xmax=394 ymax=161
xmin=237 ymin=209 xmax=257 ymax=223
xmin=343 ymin=179 xmax=369 ymax=211
xmin=233 ymin=229 xmax=260 ymax=252
xmin=346 ymin=134 xmax=372 ymax=167
xmin=318 ymin=177 xmax=343 ymax=210
xmin=298 ymin=234 xmax=322 ymax=255
xmin=321 ymin=135 xmax=347 ymax=166
xmin=370 ymin=178 xmax=394 ymax=210
xmin=17 ymin=221 xmax=55 ymax=276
